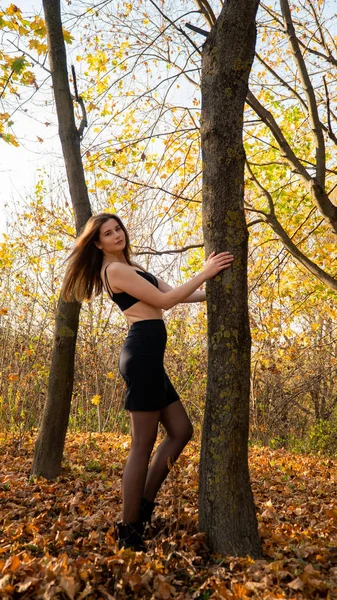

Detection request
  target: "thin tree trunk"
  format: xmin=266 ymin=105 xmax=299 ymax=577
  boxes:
xmin=31 ymin=0 xmax=91 ymax=479
xmin=199 ymin=0 xmax=262 ymax=557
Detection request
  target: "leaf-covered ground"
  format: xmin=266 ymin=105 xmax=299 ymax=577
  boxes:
xmin=0 ymin=433 xmax=337 ymax=599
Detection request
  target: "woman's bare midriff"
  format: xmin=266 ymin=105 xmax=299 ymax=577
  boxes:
xmin=101 ymin=265 xmax=164 ymax=326
xmin=123 ymin=302 xmax=163 ymax=326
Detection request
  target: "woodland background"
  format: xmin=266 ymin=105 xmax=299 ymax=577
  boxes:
xmin=1 ymin=0 xmax=336 ymax=455
xmin=1 ymin=0 xmax=337 ymax=598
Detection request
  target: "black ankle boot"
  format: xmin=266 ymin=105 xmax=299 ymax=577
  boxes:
xmin=140 ymin=497 xmax=158 ymax=525
xmin=117 ymin=521 xmax=146 ymax=552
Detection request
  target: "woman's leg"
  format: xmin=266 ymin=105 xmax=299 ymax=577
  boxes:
xmin=122 ymin=410 xmax=160 ymax=523
xmin=143 ymin=400 xmax=193 ymax=502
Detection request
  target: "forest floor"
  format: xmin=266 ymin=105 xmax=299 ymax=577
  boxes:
xmin=0 ymin=433 xmax=337 ymax=599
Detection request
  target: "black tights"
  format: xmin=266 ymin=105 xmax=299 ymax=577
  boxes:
xmin=122 ymin=400 xmax=193 ymax=523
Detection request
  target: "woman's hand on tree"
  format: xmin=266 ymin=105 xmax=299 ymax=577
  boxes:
xmin=202 ymin=251 xmax=234 ymax=280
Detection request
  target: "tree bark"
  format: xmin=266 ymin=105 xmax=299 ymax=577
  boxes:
xmin=199 ymin=0 xmax=262 ymax=557
xmin=31 ymin=0 xmax=91 ymax=479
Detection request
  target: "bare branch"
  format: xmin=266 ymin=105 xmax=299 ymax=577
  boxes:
xmin=148 ymin=0 xmax=201 ymax=55
xmin=185 ymin=23 xmax=209 ymax=37
xmin=193 ymin=0 xmax=216 ymax=28
xmin=77 ymin=96 xmax=88 ymax=139
xmin=0 ymin=68 xmax=15 ymax=100
xmin=246 ymin=161 xmax=274 ymax=215
xmin=247 ymin=218 xmax=266 ymax=227
xmin=280 ymin=0 xmax=325 ymax=188
xmin=296 ymin=34 xmax=337 ymax=67
xmin=323 ymin=76 xmax=337 ymax=146
xmin=100 ymin=167 xmax=202 ymax=204
xmin=255 ymin=53 xmax=307 ymax=111
xmin=306 ymin=0 xmax=329 ymax=52
xmin=71 ymin=64 xmax=79 ymax=102
xmin=71 ymin=65 xmax=87 ymax=139
xmin=133 ymin=242 xmax=203 ymax=256
xmin=260 ymin=3 xmax=284 ymax=27
xmin=94 ymin=127 xmax=197 ymax=155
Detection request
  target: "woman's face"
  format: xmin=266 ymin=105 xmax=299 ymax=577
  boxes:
xmin=96 ymin=218 xmax=126 ymax=254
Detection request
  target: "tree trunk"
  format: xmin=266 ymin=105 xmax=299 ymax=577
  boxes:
xmin=199 ymin=0 xmax=262 ymax=557
xmin=31 ymin=0 xmax=91 ymax=479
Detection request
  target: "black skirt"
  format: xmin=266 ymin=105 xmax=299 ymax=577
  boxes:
xmin=118 ymin=319 xmax=179 ymax=411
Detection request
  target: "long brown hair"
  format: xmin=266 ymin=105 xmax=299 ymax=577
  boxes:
xmin=62 ymin=213 xmax=133 ymax=302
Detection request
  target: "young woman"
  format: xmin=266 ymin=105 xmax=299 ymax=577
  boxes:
xmin=63 ymin=213 xmax=234 ymax=551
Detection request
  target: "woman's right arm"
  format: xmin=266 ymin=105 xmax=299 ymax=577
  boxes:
xmin=107 ymin=251 xmax=234 ymax=310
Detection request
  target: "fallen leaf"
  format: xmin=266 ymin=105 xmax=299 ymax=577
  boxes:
xmin=288 ymin=576 xmax=304 ymax=591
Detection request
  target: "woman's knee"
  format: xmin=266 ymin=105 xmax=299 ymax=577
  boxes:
xmin=130 ymin=436 xmax=156 ymax=458
xmin=160 ymin=401 xmax=193 ymax=443
xmin=171 ymin=420 xmax=193 ymax=446
xmin=184 ymin=420 xmax=194 ymax=443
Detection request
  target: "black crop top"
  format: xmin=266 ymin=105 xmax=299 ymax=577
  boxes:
xmin=104 ymin=265 xmax=159 ymax=311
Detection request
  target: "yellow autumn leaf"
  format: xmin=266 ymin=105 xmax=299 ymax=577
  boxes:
xmin=6 ymin=4 xmax=21 ymax=16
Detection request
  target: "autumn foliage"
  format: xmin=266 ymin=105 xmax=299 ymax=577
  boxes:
xmin=1 ymin=434 xmax=337 ymax=598
xmin=1 ymin=0 xmax=337 ymax=453
xmin=1 ymin=0 xmax=337 ymax=592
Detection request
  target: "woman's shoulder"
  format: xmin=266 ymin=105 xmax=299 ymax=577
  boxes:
xmin=105 ymin=262 xmax=141 ymax=277
xmin=131 ymin=261 xmax=146 ymax=273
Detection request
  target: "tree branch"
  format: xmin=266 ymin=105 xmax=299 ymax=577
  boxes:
xmin=247 ymin=218 xmax=266 ymax=227
xmin=185 ymin=23 xmax=209 ymax=37
xmin=260 ymin=3 xmax=284 ymax=27
xmin=246 ymin=90 xmax=311 ymax=183
xmin=71 ymin=65 xmax=87 ymax=139
xmin=255 ymin=52 xmax=337 ymax=148
xmin=246 ymin=160 xmax=274 ymax=215
xmin=323 ymin=76 xmax=337 ymax=146
xmin=100 ymin=167 xmax=202 ymax=204
xmin=247 ymin=162 xmax=337 ymax=292
xmin=0 ymin=68 xmax=15 ymax=100
xmin=297 ymin=34 xmax=337 ymax=67
xmin=255 ymin=52 xmax=307 ymax=111
xmin=306 ymin=0 xmax=329 ymax=52
xmin=246 ymin=89 xmax=337 ymax=234
xmin=280 ymin=0 xmax=325 ymax=189
xmin=9 ymin=41 xmax=51 ymax=74
xmin=148 ymin=0 xmax=201 ymax=54
xmin=194 ymin=0 xmax=216 ymax=28
xmin=133 ymin=243 xmax=203 ymax=256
